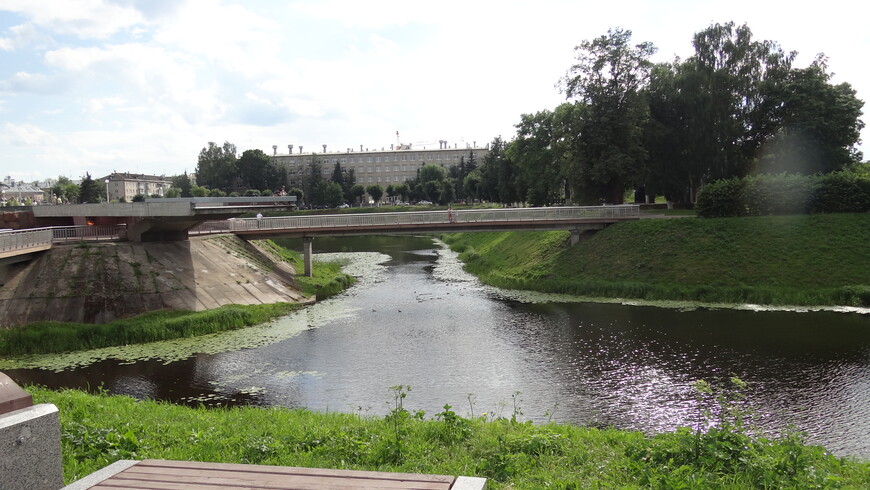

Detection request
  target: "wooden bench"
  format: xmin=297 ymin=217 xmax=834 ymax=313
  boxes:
xmin=63 ymin=459 xmax=487 ymax=489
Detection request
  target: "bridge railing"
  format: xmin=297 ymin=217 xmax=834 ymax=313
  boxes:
xmin=50 ymin=224 xmax=127 ymax=242
xmin=189 ymin=205 xmax=639 ymax=235
xmin=0 ymin=227 xmax=54 ymax=254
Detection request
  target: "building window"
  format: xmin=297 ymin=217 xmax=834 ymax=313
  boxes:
xmin=375 ymin=166 xmax=381 ymax=172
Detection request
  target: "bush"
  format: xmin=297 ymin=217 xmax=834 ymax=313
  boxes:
xmin=742 ymin=173 xmax=815 ymax=216
xmin=697 ymin=170 xmax=870 ymax=218
xmin=695 ymin=178 xmax=746 ymax=218
xmin=811 ymin=170 xmax=870 ymax=213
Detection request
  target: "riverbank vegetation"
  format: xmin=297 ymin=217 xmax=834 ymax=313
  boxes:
xmin=29 ymin=385 xmax=870 ymax=488
xmin=0 ymin=304 xmax=298 ymax=355
xmin=0 ymin=241 xmax=355 ymax=356
xmin=442 ymin=213 xmax=870 ymax=307
xmin=258 ymin=240 xmax=355 ymax=298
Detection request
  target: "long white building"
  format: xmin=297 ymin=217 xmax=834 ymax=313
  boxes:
xmin=268 ymin=141 xmax=489 ymax=187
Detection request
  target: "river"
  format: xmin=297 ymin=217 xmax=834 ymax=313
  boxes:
xmin=6 ymin=235 xmax=870 ymax=459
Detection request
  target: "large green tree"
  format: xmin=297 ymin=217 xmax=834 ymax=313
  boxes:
xmin=561 ymin=27 xmax=655 ymax=204
xmin=78 ymin=173 xmax=101 ymax=203
xmin=237 ymin=149 xmax=284 ymax=191
xmin=197 ymin=141 xmax=238 ymax=190
xmin=756 ymin=56 xmax=864 ymax=174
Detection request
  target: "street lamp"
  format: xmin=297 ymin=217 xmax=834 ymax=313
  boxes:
xmin=105 ymin=179 xmax=110 ymax=203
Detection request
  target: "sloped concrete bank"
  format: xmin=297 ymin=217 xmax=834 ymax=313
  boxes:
xmin=0 ymin=235 xmax=309 ymax=327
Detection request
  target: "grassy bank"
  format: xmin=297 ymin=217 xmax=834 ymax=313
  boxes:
xmin=0 ymin=241 xmax=355 ymax=356
xmin=258 ymin=239 xmax=356 ymax=298
xmin=442 ymin=213 xmax=870 ymax=307
xmin=30 ymin=386 xmax=870 ymax=488
xmin=0 ymin=303 xmax=299 ymax=355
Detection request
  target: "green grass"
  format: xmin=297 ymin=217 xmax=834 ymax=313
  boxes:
xmin=442 ymin=213 xmax=870 ymax=306
xmin=29 ymin=386 xmax=870 ymax=488
xmin=257 ymin=240 xmax=356 ymax=299
xmin=0 ymin=304 xmax=299 ymax=355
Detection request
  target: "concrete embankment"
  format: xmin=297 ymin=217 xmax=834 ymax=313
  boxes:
xmin=0 ymin=235 xmax=308 ymax=327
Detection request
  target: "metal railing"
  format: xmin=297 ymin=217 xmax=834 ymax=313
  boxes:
xmin=50 ymin=224 xmax=127 ymax=242
xmin=189 ymin=205 xmax=640 ymax=235
xmin=0 ymin=224 xmax=128 ymax=258
xmin=0 ymin=227 xmax=54 ymax=255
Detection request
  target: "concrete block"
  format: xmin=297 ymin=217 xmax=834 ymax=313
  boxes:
xmin=0 ymin=404 xmax=63 ymax=490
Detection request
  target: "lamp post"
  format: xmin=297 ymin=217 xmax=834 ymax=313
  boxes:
xmin=105 ymin=179 xmax=110 ymax=203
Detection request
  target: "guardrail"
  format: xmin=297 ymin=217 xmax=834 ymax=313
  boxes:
xmin=50 ymin=224 xmax=127 ymax=242
xmin=0 ymin=227 xmax=54 ymax=255
xmin=189 ymin=205 xmax=640 ymax=235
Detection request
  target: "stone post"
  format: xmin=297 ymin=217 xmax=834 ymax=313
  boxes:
xmin=0 ymin=372 xmax=63 ymax=490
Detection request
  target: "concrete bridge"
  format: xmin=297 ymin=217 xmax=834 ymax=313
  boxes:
xmin=190 ymin=205 xmax=640 ymax=275
xmin=2 ymin=205 xmax=639 ymax=276
xmin=30 ymin=196 xmax=297 ymax=242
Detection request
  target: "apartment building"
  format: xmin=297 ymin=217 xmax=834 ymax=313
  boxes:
xmin=268 ymin=141 xmax=489 ymax=187
xmin=101 ymin=172 xmax=172 ymax=201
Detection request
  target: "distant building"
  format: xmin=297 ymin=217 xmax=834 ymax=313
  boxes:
xmin=268 ymin=140 xmax=489 ymax=188
xmin=1 ymin=176 xmax=46 ymax=204
xmin=101 ymin=172 xmax=172 ymax=202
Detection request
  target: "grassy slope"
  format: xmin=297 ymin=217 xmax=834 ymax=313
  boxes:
xmin=443 ymin=214 xmax=870 ymax=306
xmin=31 ymin=387 xmax=870 ymax=489
xmin=0 ymin=241 xmax=353 ymax=355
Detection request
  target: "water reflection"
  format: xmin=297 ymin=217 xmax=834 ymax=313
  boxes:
xmin=7 ymin=235 xmax=870 ymax=459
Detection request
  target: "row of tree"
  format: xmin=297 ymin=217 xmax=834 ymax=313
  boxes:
xmin=470 ymin=23 xmax=864 ymax=206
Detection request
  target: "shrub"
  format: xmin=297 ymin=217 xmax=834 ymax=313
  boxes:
xmin=811 ymin=170 xmax=870 ymax=213
xmin=695 ymin=178 xmax=746 ymax=218
xmin=742 ymin=173 xmax=815 ymax=216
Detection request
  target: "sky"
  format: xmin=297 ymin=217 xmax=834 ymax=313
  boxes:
xmin=1 ymin=0 xmax=867 ymax=183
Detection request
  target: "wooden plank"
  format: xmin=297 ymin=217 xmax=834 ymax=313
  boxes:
xmin=91 ymin=460 xmax=456 ymax=490
xmin=136 ymin=460 xmax=455 ymax=483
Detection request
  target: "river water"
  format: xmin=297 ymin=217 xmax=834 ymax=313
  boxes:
xmin=7 ymin=236 xmax=870 ymax=459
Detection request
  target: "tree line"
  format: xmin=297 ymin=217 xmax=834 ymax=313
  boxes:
xmin=471 ymin=22 xmax=864 ymax=206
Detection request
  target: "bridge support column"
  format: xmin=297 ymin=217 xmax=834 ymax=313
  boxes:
xmin=570 ymin=230 xmax=581 ymax=246
xmin=302 ymin=237 xmax=313 ymax=277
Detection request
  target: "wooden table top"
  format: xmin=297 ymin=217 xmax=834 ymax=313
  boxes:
xmin=86 ymin=459 xmax=459 ymax=489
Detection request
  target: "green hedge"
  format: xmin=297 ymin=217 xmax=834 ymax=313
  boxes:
xmin=696 ymin=168 xmax=870 ymax=218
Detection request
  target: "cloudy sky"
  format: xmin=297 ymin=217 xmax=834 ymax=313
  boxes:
xmin=1 ymin=0 xmax=867 ymax=183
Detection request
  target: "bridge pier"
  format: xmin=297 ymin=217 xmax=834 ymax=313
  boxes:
xmin=570 ymin=230 xmax=581 ymax=246
xmin=302 ymin=237 xmax=313 ymax=277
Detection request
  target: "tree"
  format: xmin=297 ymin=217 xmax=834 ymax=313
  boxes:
xmin=197 ymin=141 xmax=238 ymax=190
xmin=164 ymin=188 xmax=181 ymax=198
xmin=511 ymin=109 xmax=563 ymax=206
xmin=237 ymin=149 xmax=279 ymax=191
xmin=288 ymin=187 xmax=304 ymax=203
xmin=303 ymin=155 xmax=324 ymax=206
xmin=463 ymin=170 xmax=482 ymax=203
xmin=561 ymin=27 xmax=655 ymax=203
xmin=172 ymin=173 xmax=192 ymax=197
xmin=395 ymin=183 xmax=410 ymax=203
xmin=350 ymin=184 xmax=366 ymax=205
xmin=366 ymin=184 xmax=384 ymax=205
xmin=756 ymin=56 xmax=865 ymax=174
xmin=417 ymin=163 xmax=448 ymax=184
xmin=678 ymin=22 xmax=794 ymax=183
xmin=78 ymin=173 xmax=101 ymax=203
xmin=52 ymin=176 xmax=79 ymax=203
xmin=190 ymin=185 xmax=209 ymax=197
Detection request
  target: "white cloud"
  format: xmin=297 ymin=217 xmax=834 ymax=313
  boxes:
xmin=2 ymin=122 xmax=58 ymax=146
xmin=0 ymin=0 xmax=144 ymax=39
